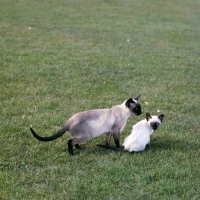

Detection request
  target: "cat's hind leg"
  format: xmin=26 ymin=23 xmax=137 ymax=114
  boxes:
xmin=68 ymin=138 xmax=85 ymax=155
xmin=68 ymin=139 xmax=74 ymax=155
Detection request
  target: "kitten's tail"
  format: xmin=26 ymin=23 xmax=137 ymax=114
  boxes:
xmin=96 ymin=144 xmax=123 ymax=151
xmin=30 ymin=126 xmax=66 ymax=142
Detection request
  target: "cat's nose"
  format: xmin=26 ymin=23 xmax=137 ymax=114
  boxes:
xmin=153 ymin=125 xmax=158 ymax=130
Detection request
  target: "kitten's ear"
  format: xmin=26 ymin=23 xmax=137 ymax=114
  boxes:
xmin=158 ymin=114 xmax=164 ymax=122
xmin=146 ymin=113 xmax=152 ymax=121
xmin=125 ymin=98 xmax=135 ymax=108
xmin=133 ymin=94 xmax=141 ymax=101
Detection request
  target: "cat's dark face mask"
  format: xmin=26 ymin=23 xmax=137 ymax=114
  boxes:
xmin=150 ymin=122 xmax=160 ymax=130
xmin=125 ymin=96 xmax=142 ymax=116
xmin=133 ymin=105 xmax=142 ymax=116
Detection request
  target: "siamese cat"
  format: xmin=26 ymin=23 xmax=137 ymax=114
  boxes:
xmin=97 ymin=112 xmax=164 ymax=152
xmin=30 ymin=95 xmax=142 ymax=155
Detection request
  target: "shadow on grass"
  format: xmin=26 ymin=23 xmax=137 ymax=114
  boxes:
xmin=62 ymin=144 xmax=125 ymax=156
xmin=150 ymin=139 xmax=199 ymax=153
xmin=60 ymin=138 xmax=198 ymax=156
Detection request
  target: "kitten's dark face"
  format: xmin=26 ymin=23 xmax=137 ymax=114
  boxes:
xmin=146 ymin=113 xmax=164 ymax=130
xmin=125 ymin=96 xmax=142 ymax=116
xmin=150 ymin=121 xmax=160 ymax=130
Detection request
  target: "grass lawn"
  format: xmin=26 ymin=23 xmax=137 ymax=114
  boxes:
xmin=1 ymin=0 xmax=200 ymax=199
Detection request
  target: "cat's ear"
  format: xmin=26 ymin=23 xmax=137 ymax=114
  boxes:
xmin=158 ymin=114 xmax=164 ymax=122
xmin=146 ymin=113 xmax=152 ymax=121
xmin=133 ymin=94 xmax=141 ymax=101
xmin=125 ymin=98 xmax=135 ymax=108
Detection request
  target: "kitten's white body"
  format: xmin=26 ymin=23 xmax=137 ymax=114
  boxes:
xmin=122 ymin=114 xmax=164 ymax=152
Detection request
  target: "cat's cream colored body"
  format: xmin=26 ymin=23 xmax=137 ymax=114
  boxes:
xmin=30 ymin=96 xmax=142 ymax=155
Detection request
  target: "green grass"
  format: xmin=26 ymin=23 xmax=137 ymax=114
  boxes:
xmin=1 ymin=0 xmax=200 ymax=199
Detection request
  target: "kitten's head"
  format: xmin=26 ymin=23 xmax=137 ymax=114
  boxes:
xmin=125 ymin=95 xmax=142 ymax=116
xmin=146 ymin=113 xmax=164 ymax=130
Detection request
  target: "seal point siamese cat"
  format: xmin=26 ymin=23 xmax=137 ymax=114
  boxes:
xmin=97 ymin=112 xmax=164 ymax=152
xmin=30 ymin=95 xmax=142 ymax=155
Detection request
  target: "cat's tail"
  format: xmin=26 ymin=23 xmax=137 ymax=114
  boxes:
xmin=96 ymin=144 xmax=123 ymax=151
xmin=30 ymin=126 xmax=66 ymax=142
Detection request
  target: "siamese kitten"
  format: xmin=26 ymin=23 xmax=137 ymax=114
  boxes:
xmin=97 ymin=113 xmax=164 ymax=152
xmin=30 ymin=95 xmax=142 ymax=155
xmin=123 ymin=113 xmax=164 ymax=152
